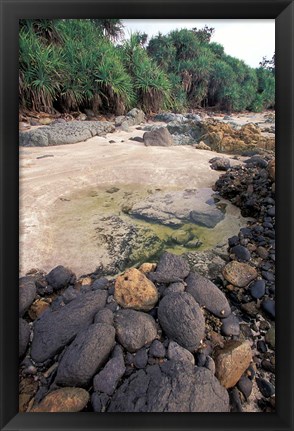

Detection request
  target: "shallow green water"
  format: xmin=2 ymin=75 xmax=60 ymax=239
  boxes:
xmin=51 ymin=183 xmax=248 ymax=269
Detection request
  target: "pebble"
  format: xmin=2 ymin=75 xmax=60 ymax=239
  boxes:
xmin=250 ymin=279 xmax=266 ymax=299
xmin=220 ymin=314 xmax=240 ymax=336
xmin=222 ymin=261 xmax=258 ymax=288
xmin=237 ymin=375 xmax=253 ymax=400
xmin=261 ymin=299 xmax=275 ymax=320
xmin=167 ymin=340 xmax=195 ymax=365
xmin=149 ymin=340 xmax=166 ymax=358
xmin=265 ymin=326 xmax=275 ymax=349
xmin=256 ymin=378 xmax=275 ymax=398
xmin=92 ymin=277 xmax=109 ymax=290
xmin=231 ymin=245 xmax=251 ymax=262
xmin=214 ymin=340 xmax=252 ymax=388
xmin=134 ymin=349 xmax=148 ymax=369
xmin=257 ymin=340 xmax=267 ymax=353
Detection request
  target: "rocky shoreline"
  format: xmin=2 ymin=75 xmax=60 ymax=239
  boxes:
xmin=19 ymin=153 xmax=275 ymax=413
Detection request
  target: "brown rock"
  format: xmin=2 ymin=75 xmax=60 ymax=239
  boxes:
xmin=138 ymin=262 xmax=157 ymax=274
xmin=222 ymin=261 xmax=258 ymax=287
xmin=114 ymin=268 xmax=158 ymax=311
xmin=39 ymin=117 xmax=52 ymax=125
xmin=143 ymin=127 xmax=174 ymax=147
xmin=31 ymin=388 xmax=89 ymax=412
xmin=214 ymin=340 xmax=252 ymax=388
xmin=28 ymin=299 xmax=50 ymax=320
xmin=267 ymin=159 xmax=275 ymax=181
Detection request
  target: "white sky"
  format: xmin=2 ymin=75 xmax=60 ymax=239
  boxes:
xmin=122 ymin=20 xmax=275 ymax=68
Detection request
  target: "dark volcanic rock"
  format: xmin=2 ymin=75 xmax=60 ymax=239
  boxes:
xmin=261 ymin=299 xmax=275 ymax=320
xmin=108 ymin=361 xmax=229 ymax=412
xmin=158 ymin=292 xmax=205 ymax=351
xmin=92 ymin=277 xmax=109 ymax=290
xmin=210 ymin=157 xmax=231 ymax=171
xmin=186 ymin=271 xmax=231 ymax=318
xmin=93 ymin=353 xmax=126 ymax=395
xmin=256 ymin=378 xmax=275 ymax=398
xmin=55 ymin=323 xmax=115 ymax=387
xmin=94 ymin=308 xmax=114 ymax=325
xmin=220 ymin=314 xmax=240 ymax=336
xmin=31 ymin=290 xmax=107 ymax=363
xmin=46 ymin=265 xmax=74 ymax=291
xmin=134 ymin=349 xmax=148 ymax=369
xmin=19 ymin=318 xmax=30 ymax=357
xmin=114 ymin=309 xmax=157 ymax=353
xmin=150 ymin=252 xmax=190 ymax=283
xmin=149 ymin=340 xmax=166 ymax=358
xmin=230 ymin=245 xmax=251 ymax=262
xmin=237 ymin=375 xmax=253 ymax=400
xmin=91 ymin=392 xmax=110 ymax=412
xmin=167 ymin=340 xmax=195 ymax=365
xmin=250 ymin=279 xmax=266 ymax=299
xmin=19 ymin=277 xmax=37 ymax=317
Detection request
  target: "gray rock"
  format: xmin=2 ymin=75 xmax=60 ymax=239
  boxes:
xmin=162 ymin=282 xmax=185 ymax=297
xmin=114 ymin=309 xmax=157 ymax=353
xmin=237 ymin=375 xmax=253 ymax=400
xmin=204 ymin=356 xmax=216 ymax=374
xmin=91 ymin=392 xmax=110 ymax=412
xmin=221 ymin=314 xmax=240 ymax=336
xmin=31 ymin=290 xmax=107 ymax=363
xmin=149 ymin=340 xmax=166 ymax=358
xmin=62 ymin=286 xmax=79 ymax=304
xmin=143 ymin=127 xmax=174 ymax=147
xmin=153 ymin=112 xmax=185 ymax=123
xmin=134 ymin=348 xmax=148 ymax=369
xmin=19 ymin=121 xmax=115 ymax=147
xmin=256 ymin=378 xmax=275 ymax=398
xmin=150 ymin=252 xmax=190 ymax=283
xmin=93 ymin=353 xmax=126 ymax=395
xmin=46 ymin=265 xmax=74 ymax=291
xmin=158 ymin=292 xmax=205 ymax=351
xmin=186 ymin=271 xmax=231 ymax=318
xmin=92 ymin=277 xmax=109 ymax=290
xmin=108 ymin=361 xmax=229 ymax=412
xmin=231 ymin=245 xmax=251 ymax=262
xmin=19 ymin=276 xmax=37 ymax=317
xmin=94 ymin=308 xmax=114 ymax=325
xmin=55 ymin=323 xmax=115 ymax=387
xmin=167 ymin=341 xmax=195 ymax=365
xmin=126 ymin=108 xmax=145 ymax=125
xmin=250 ymin=279 xmax=266 ymax=299
xmin=262 ymin=299 xmax=275 ymax=320
xmin=129 ymin=188 xmax=224 ymax=228
xmin=19 ymin=318 xmax=30 ymax=357
xmin=210 ymin=157 xmax=231 ymax=171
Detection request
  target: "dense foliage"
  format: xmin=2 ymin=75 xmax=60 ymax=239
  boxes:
xmin=19 ymin=19 xmax=275 ymax=114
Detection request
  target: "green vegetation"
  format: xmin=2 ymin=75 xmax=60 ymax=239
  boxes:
xmin=19 ymin=19 xmax=275 ymax=114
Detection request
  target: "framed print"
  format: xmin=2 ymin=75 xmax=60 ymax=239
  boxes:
xmin=0 ymin=0 xmax=293 ymax=430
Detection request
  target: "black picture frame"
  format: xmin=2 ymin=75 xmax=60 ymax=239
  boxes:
xmin=0 ymin=0 xmax=293 ymax=430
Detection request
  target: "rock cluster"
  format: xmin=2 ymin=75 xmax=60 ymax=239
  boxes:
xmin=151 ymin=113 xmax=274 ymax=154
xmin=19 ymin=250 xmax=258 ymax=413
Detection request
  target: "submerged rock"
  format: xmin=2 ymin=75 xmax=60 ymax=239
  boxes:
xmin=129 ymin=188 xmax=225 ymax=228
